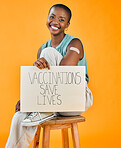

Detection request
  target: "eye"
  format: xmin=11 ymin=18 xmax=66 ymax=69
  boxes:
xmin=49 ymin=15 xmax=55 ymax=19
xmin=59 ymin=19 xmax=65 ymax=22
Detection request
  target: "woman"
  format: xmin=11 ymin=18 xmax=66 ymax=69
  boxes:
xmin=6 ymin=4 xmax=93 ymax=147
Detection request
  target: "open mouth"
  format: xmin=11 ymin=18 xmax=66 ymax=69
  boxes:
xmin=50 ymin=25 xmax=60 ymax=30
xmin=51 ymin=26 xmax=58 ymax=30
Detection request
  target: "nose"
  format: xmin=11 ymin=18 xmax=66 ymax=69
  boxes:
xmin=52 ymin=17 xmax=59 ymax=24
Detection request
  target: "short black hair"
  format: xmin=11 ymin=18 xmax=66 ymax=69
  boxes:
xmin=49 ymin=4 xmax=72 ymax=23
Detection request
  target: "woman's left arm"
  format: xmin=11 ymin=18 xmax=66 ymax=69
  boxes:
xmin=60 ymin=39 xmax=83 ymax=66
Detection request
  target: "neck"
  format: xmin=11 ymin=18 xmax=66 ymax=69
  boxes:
xmin=51 ymin=33 xmax=66 ymax=48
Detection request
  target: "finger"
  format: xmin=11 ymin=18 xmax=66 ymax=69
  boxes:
xmin=36 ymin=61 xmax=44 ymax=69
xmin=37 ymin=58 xmax=49 ymax=69
xmin=36 ymin=64 xmax=42 ymax=69
xmin=33 ymin=62 xmax=42 ymax=69
xmin=33 ymin=60 xmax=41 ymax=66
xmin=46 ymin=61 xmax=50 ymax=69
xmin=41 ymin=58 xmax=50 ymax=69
xmin=41 ymin=61 xmax=47 ymax=68
xmin=36 ymin=59 xmax=42 ymax=65
xmin=38 ymin=57 xmax=48 ymax=64
xmin=34 ymin=58 xmax=50 ymax=69
xmin=33 ymin=62 xmax=39 ymax=67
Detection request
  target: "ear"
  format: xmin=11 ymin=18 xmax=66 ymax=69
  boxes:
xmin=66 ymin=22 xmax=70 ymax=28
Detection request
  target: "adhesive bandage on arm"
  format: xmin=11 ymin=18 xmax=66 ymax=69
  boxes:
xmin=70 ymin=47 xmax=80 ymax=54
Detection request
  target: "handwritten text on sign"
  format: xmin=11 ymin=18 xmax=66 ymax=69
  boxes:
xmin=20 ymin=66 xmax=85 ymax=112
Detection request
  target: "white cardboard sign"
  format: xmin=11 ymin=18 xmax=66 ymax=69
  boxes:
xmin=20 ymin=66 xmax=85 ymax=112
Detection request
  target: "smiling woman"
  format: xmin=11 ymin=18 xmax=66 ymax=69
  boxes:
xmin=46 ymin=6 xmax=70 ymax=36
xmin=5 ymin=4 xmax=93 ymax=148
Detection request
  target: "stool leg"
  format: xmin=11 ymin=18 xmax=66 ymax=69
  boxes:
xmin=71 ymin=123 xmax=80 ymax=148
xmin=32 ymin=125 xmax=41 ymax=148
xmin=61 ymin=128 xmax=69 ymax=148
xmin=42 ymin=125 xmax=50 ymax=148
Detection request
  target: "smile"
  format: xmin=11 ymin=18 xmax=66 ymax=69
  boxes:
xmin=51 ymin=26 xmax=59 ymax=30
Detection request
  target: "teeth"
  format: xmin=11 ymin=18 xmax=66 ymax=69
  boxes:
xmin=51 ymin=26 xmax=58 ymax=30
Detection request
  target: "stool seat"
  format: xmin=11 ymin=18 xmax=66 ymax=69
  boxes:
xmin=42 ymin=115 xmax=85 ymax=125
xmin=33 ymin=116 xmax=85 ymax=148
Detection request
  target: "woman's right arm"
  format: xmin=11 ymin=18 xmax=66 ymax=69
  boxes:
xmin=37 ymin=46 xmax=42 ymax=59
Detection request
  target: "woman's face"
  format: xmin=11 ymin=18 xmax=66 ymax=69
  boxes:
xmin=46 ymin=7 xmax=70 ymax=36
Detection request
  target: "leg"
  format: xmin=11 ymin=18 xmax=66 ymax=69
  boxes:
xmin=40 ymin=47 xmax=64 ymax=116
xmin=58 ymin=81 xmax=93 ymax=116
xmin=40 ymin=47 xmax=63 ymax=66
xmin=32 ymin=125 xmax=41 ymax=148
xmin=6 ymin=48 xmax=62 ymax=147
xmin=71 ymin=123 xmax=80 ymax=148
xmin=5 ymin=112 xmax=37 ymax=148
xmin=62 ymin=128 xmax=69 ymax=148
xmin=42 ymin=125 xmax=50 ymax=148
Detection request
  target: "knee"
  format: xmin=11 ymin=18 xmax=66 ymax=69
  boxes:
xmin=41 ymin=47 xmax=56 ymax=55
xmin=40 ymin=47 xmax=63 ymax=66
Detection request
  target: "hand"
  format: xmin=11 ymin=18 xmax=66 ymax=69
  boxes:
xmin=15 ymin=100 xmax=20 ymax=112
xmin=33 ymin=57 xmax=50 ymax=69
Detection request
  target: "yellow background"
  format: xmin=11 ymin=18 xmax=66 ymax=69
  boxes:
xmin=0 ymin=0 xmax=121 ymax=147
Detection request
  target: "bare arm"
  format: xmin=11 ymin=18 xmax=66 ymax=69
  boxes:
xmin=37 ymin=46 xmax=42 ymax=59
xmin=60 ymin=39 xmax=83 ymax=66
xmin=15 ymin=100 xmax=20 ymax=112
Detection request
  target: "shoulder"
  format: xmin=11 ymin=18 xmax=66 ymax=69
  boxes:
xmin=68 ymin=38 xmax=83 ymax=47
xmin=67 ymin=38 xmax=84 ymax=59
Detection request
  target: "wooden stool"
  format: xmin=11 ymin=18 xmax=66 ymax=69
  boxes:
xmin=32 ymin=116 xmax=85 ymax=148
